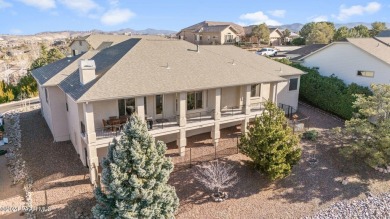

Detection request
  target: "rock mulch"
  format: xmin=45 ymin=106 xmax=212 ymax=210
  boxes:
xmin=306 ymin=192 xmax=390 ymax=219
xmin=18 ymin=108 xmax=95 ymax=219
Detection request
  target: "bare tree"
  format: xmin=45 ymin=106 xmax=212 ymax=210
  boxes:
xmin=194 ymin=161 xmax=238 ymax=201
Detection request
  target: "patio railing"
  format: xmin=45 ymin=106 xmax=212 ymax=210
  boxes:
xmin=151 ymin=116 xmax=179 ymax=130
xmin=221 ymin=105 xmax=246 ymax=117
xmin=250 ymin=102 xmax=266 ymax=113
xmin=186 ymin=110 xmax=214 ymax=124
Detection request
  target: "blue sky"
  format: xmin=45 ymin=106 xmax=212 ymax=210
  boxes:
xmin=0 ymin=0 xmax=389 ymax=35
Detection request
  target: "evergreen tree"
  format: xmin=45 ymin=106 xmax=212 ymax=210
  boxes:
xmin=341 ymin=84 xmax=390 ymax=168
xmin=92 ymin=116 xmax=179 ymax=218
xmin=239 ymin=101 xmax=301 ymax=180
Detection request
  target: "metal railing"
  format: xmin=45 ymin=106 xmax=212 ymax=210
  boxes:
xmin=151 ymin=116 xmax=179 ymax=130
xmin=95 ymin=125 xmax=122 ymax=139
xmin=221 ymin=105 xmax=246 ymax=117
xmin=278 ymin=103 xmax=296 ymax=119
xmin=250 ymin=102 xmax=266 ymax=113
xmin=186 ymin=110 xmax=214 ymax=123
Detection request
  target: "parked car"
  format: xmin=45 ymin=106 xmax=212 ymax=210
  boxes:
xmin=256 ymin=48 xmax=278 ymax=56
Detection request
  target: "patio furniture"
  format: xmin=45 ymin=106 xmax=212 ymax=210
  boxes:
xmin=102 ymin=119 xmax=113 ymax=131
xmin=109 ymin=119 xmax=121 ymax=131
xmin=119 ymin=115 xmax=128 ymax=124
xmin=109 ymin=116 xmax=118 ymax=120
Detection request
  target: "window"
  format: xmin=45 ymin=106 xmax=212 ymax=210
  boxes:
xmin=289 ymin=78 xmax=298 ymax=91
xmin=45 ymin=88 xmax=48 ymax=103
xmin=156 ymin=95 xmax=163 ymax=114
xmin=251 ymin=84 xmax=260 ymax=97
xmin=225 ymin=34 xmax=233 ymax=43
xmin=199 ymin=35 xmax=203 ymax=41
xmin=187 ymin=91 xmax=203 ymax=110
xmin=118 ymin=98 xmax=135 ymax=116
xmin=357 ymin=70 xmax=374 ymax=78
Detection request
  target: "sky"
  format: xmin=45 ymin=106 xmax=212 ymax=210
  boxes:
xmin=0 ymin=0 xmax=389 ymax=35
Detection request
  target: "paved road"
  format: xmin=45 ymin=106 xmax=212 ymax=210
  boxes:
xmin=0 ymin=98 xmax=40 ymax=114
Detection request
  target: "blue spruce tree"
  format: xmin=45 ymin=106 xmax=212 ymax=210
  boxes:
xmin=92 ymin=116 xmax=179 ymax=218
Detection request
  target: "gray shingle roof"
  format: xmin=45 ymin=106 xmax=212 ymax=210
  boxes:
xmin=96 ymin=42 xmax=114 ymax=50
xmin=377 ymin=30 xmax=390 ymax=37
xmin=347 ymin=38 xmax=390 ymax=65
xmin=286 ymin=44 xmax=327 ymax=61
xmin=181 ymin=21 xmax=245 ymax=35
xmin=31 ymin=54 xmax=81 ymax=85
xmin=59 ymin=38 xmax=141 ymax=101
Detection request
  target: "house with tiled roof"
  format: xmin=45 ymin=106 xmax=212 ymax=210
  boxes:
xmin=177 ymin=21 xmax=245 ymax=45
xmin=301 ymin=37 xmax=390 ymax=87
xmin=69 ymin=34 xmax=131 ymax=56
xmin=31 ymin=36 xmax=304 ymax=185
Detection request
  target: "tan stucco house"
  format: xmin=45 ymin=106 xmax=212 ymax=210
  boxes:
xmin=31 ymin=36 xmax=304 ymax=185
xmin=69 ymin=34 xmax=130 ymax=56
xmin=177 ymin=21 xmax=245 ymax=45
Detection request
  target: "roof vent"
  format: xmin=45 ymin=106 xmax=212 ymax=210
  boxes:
xmin=79 ymin=59 xmax=96 ymax=85
xmin=166 ymin=62 xmax=171 ymax=69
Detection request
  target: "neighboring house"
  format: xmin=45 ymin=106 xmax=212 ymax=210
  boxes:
xmin=285 ymin=44 xmax=327 ymax=62
xmin=31 ymin=36 xmax=304 ymax=185
xmin=177 ymin=21 xmax=245 ymax=45
xmin=301 ymin=38 xmax=390 ymax=87
xmin=244 ymin=27 xmax=284 ymax=46
xmin=377 ymin=30 xmax=390 ymax=37
xmin=284 ymin=32 xmax=300 ymax=44
xmin=69 ymin=34 xmax=131 ymax=56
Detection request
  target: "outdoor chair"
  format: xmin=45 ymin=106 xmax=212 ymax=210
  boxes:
xmin=102 ymin=119 xmax=112 ymax=131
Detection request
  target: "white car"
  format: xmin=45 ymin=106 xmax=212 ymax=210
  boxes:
xmin=256 ymin=48 xmax=278 ymax=56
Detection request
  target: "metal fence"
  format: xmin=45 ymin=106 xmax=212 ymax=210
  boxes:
xmin=168 ymin=135 xmax=241 ymax=172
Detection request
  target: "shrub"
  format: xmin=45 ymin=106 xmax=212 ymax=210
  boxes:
xmin=303 ymin=130 xmax=318 ymax=141
xmin=291 ymin=37 xmax=306 ymax=45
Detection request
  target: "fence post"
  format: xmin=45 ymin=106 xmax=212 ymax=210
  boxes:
xmin=189 ymin=148 xmax=192 ymax=168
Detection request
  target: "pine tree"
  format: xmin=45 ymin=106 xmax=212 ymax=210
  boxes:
xmin=239 ymin=101 xmax=301 ymax=180
xmin=92 ymin=116 xmax=179 ymax=218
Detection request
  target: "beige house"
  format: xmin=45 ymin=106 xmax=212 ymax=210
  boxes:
xmin=32 ymin=36 xmax=304 ymax=185
xmin=177 ymin=21 xmax=245 ymax=45
xmin=69 ymin=34 xmax=131 ymax=56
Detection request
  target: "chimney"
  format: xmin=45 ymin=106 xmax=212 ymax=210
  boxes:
xmin=79 ymin=59 xmax=96 ymax=85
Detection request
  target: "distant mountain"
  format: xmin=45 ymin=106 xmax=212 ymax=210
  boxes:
xmin=114 ymin=28 xmax=177 ymax=35
xmin=266 ymin=22 xmax=390 ymax=33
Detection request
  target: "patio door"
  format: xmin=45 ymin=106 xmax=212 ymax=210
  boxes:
xmin=118 ymin=98 xmax=135 ymax=116
xmin=155 ymin=95 xmax=163 ymax=119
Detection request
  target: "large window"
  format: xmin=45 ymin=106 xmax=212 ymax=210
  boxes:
xmin=156 ymin=95 xmax=163 ymax=115
xmin=251 ymin=84 xmax=260 ymax=97
xmin=118 ymin=98 xmax=135 ymax=116
xmin=187 ymin=91 xmax=203 ymax=110
xmin=225 ymin=34 xmax=233 ymax=43
xmin=357 ymin=70 xmax=374 ymax=78
xmin=289 ymin=78 xmax=298 ymax=91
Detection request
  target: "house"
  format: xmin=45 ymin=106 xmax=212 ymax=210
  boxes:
xmin=301 ymin=38 xmax=390 ymax=87
xmin=244 ymin=27 xmax=284 ymax=46
xmin=285 ymin=44 xmax=327 ymax=62
xmin=177 ymin=21 xmax=245 ymax=45
xmin=284 ymin=32 xmax=301 ymax=44
xmin=69 ymin=34 xmax=131 ymax=56
xmin=377 ymin=30 xmax=390 ymax=37
xmin=31 ymin=36 xmax=304 ymax=185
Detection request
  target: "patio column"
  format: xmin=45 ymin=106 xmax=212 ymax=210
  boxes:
xmin=269 ymin=82 xmax=277 ymax=103
xmin=177 ymin=128 xmax=186 ymax=156
xmin=135 ymin=96 xmax=145 ymax=122
xmin=214 ymin=88 xmax=221 ymax=120
xmin=179 ymin=92 xmax=186 ymax=127
xmin=87 ymin=146 xmax=99 ymax=185
xmin=244 ymin=85 xmax=251 ymax=115
xmin=83 ymin=102 xmax=96 ymax=144
xmin=241 ymin=117 xmax=249 ymax=135
xmin=211 ymin=122 xmax=220 ymax=146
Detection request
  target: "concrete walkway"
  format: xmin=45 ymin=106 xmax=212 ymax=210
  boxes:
xmin=0 ymin=145 xmax=25 ymax=218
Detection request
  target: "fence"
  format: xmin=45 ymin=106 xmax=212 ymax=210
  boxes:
xmin=288 ymin=117 xmax=311 ymax=134
xmin=168 ymin=135 xmax=241 ymax=172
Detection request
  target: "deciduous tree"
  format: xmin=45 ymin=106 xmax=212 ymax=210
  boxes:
xmin=252 ymin=23 xmax=270 ymax=45
xmin=370 ymin=22 xmax=387 ymax=37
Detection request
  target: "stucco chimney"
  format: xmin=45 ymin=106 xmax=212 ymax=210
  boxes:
xmin=79 ymin=59 xmax=96 ymax=85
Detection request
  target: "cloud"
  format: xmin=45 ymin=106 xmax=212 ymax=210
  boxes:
xmin=58 ymin=0 xmax=100 ymax=14
xmin=311 ymin=15 xmax=328 ymax=22
xmin=108 ymin=0 xmax=119 ymax=7
xmin=100 ymin=8 xmax=135 ymax=25
xmin=10 ymin=28 xmax=22 ymax=34
xmin=334 ymin=2 xmax=381 ymax=21
xmin=268 ymin=10 xmax=286 ymax=18
xmin=17 ymin=0 xmax=55 ymax=10
xmin=0 ymin=0 xmax=11 ymax=9
xmin=239 ymin=11 xmax=281 ymax=26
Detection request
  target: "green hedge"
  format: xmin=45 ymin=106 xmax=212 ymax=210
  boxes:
xmin=276 ymin=59 xmax=372 ymax=119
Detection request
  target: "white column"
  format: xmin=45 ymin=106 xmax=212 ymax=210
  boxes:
xmin=87 ymin=146 xmax=99 ymax=185
xmin=211 ymin=122 xmax=220 ymax=146
xmin=135 ymin=96 xmax=145 ymax=122
xmin=241 ymin=117 xmax=249 ymax=135
xmin=177 ymin=128 xmax=187 ymax=156
xmin=269 ymin=83 xmax=277 ymax=103
xmin=179 ymin=92 xmax=187 ymax=127
xmin=214 ymin=88 xmax=221 ymax=120
xmin=274 ymin=83 xmax=278 ymax=104
xmin=83 ymin=102 xmax=96 ymax=143
xmin=244 ymin=85 xmax=251 ymax=115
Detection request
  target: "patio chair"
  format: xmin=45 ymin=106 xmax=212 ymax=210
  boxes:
xmin=102 ymin=119 xmax=112 ymax=131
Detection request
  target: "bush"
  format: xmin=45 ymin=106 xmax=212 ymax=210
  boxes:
xmin=282 ymin=63 xmax=372 ymax=119
xmin=303 ymin=130 xmax=318 ymax=141
xmin=291 ymin=37 xmax=306 ymax=45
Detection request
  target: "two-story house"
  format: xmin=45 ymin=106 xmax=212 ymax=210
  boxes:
xmin=69 ymin=34 xmax=131 ymax=56
xmin=31 ymin=36 xmax=304 ymax=185
xmin=177 ymin=21 xmax=245 ymax=45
